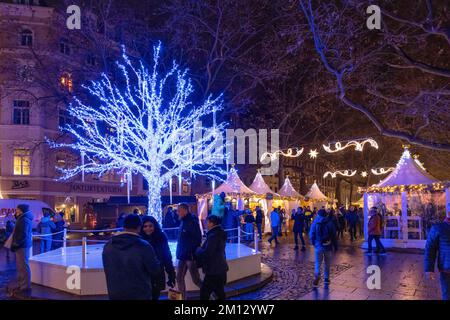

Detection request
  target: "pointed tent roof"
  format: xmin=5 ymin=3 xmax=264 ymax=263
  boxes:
xmin=278 ymin=176 xmax=303 ymax=199
xmin=376 ymin=148 xmax=438 ymax=187
xmin=305 ymin=182 xmax=328 ymax=201
xmin=249 ymin=171 xmax=280 ymax=197
xmin=211 ymin=166 xmax=255 ymax=196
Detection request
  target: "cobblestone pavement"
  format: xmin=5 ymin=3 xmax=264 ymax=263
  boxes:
xmin=233 ymin=233 xmax=442 ymax=300
xmin=0 ymin=232 xmax=443 ymax=300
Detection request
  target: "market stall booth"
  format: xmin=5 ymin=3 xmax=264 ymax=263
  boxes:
xmin=278 ymin=176 xmax=305 ymax=228
xmin=361 ymin=147 xmax=449 ymax=249
xmin=249 ymin=171 xmax=282 ymax=234
xmin=305 ymin=181 xmax=331 ymax=209
xmin=196 ymin=166 xmax=256 ymax=222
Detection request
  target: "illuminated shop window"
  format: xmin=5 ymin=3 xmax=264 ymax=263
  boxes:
xmin=60 ymin=73 xmax=73 ymax=92
xmin=13 ymin=149 xmax=31 ymax=176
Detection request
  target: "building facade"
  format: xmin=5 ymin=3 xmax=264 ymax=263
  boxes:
xmin=0 ymin=0 xmax=193 ymax=226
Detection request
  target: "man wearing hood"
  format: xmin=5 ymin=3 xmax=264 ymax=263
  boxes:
xmin=196 ymin=215 xmax=228 ymax=300
xmin=10 ymin=204 xmax=34 ymax=298
xmin=102 ymin=214 xmax=161 ymax=300
xmin=309 ymin=208 xmax=337 ymax=287
xmin=424 ymin=202 xmax=450 ymax=300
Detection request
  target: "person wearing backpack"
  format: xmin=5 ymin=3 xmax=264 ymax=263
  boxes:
xmin=366 ymin=207 xmax=386 ymax=255
xmin=309 ymin=208 xmax=337 ymax=287
xmin=424 ymin=203 xmax=450 ymax=300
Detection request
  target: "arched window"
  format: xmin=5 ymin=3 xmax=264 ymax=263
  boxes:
xmin=20 ymin=29 xmax=33 ymax=46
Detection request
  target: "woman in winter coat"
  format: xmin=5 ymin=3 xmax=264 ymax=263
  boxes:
xmin=141 ymin=216 xmax=176 ymax=300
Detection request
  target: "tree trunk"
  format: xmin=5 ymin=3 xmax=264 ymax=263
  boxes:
xmin=145 ymin=175 xmax=163 ymax=224
xmin=335 ymin=177 xmax=342 ymax=206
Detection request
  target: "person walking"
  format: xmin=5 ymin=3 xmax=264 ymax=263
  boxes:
xmin=346 ymin=206 xmax=359 ymax=242
xmin=309 ymin=208 xmax=338 ymax=287
xmin=243 ymin=209 xmax=255 ymax=241
xmin=195 ymin=215 xmax=229 ymax=300
xmin=357 ymin=207 xmax=364 ymax=237
xmin=38 ymin=212 xmax=55 ymax=253
xmin=292 ymin=207 xmax=306 ymax=251
xmin=9 ymin=204 xmax=33 ymax=298
xmin=175 ymin=203 xmax=203 ymax=299
xmin=51 ymin=212 xmax=66 ymax=250
xmin=255 ymin=206 xmax=263 ymax=240
xmin=424 ymin=204 xmax=450 ymax=300
xmin=280 ymin=208 xmax=288 ymax=237
xmin=141 ymin=216 xmax=176 ymax=300
xmin=337 ymin=208 xmax=345 ymax=239
xmin=268 ymin=208 xmax=280 ymax=246
xmin=304 ymin=207 xmax=313 ymax=232
xmin=102 ymin=214 xmax=161 ymax=300
xmin=366 ymin=207 xmax=386 ymax=255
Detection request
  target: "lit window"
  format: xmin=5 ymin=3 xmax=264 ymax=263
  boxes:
xmin=20 ymin=29 xmax=33 ymax=46
xmin=60 ymin=73 xmax=73 ymax=92
xmin=13 ymin=100 xmax=30 ymax=125
xmin=13 ymin=149 xmax=31 ymax=176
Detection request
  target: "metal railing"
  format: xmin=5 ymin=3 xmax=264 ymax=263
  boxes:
xmin=30 ymin=224 xmax=260 ymax=263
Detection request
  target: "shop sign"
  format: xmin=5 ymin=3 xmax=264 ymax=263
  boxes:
xmin=11 ymin=180 xmax=29 ymax=189
xmin=71 ymin=183 xmax=124 ymax=194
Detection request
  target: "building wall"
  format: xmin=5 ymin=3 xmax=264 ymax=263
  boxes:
xmin=0 ymin=1 xmax=152 ymax=226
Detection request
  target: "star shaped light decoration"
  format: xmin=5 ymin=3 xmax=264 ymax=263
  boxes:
xmin=308 ymin=149 xmax=318 ymax=159
xmin=361 ymin=171 xmax=368 ymax=178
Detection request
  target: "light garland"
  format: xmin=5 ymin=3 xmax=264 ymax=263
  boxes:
xmin=260 ymin=147 xmax=304 ymax=162
xmin=308 ymin=149 xmax=319 ymax=159
xmin=322 ymin=138 xmax=378 ymax=153
xmin=360 ymin=181 xmax=450 ymax=194
xmin=413 ymin=155 xmax=426 ymax=171
xmin=371 ymin=167 xmax=395 ymax=175
xmin=323 ymin=169 xmax=357 ymax=178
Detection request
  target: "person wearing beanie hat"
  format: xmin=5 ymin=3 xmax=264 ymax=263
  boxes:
xmin=309 ymin=208 xmax=338 ymax=287
xmin=9 ymin=204 xmax=34 ymax=298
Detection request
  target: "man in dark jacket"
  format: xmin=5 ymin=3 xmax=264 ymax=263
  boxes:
xmin=424 ymin=206 xmax=450 ymax=300
xmin=309 ymin=209 xmax=337 ymax=287
xmin=176 ymin=203 xmax=203 ymax=299
xmin=292 ymin=207 xmax=306 ymax=251
xmin=255 ymin=206 xmax=263 ymax=240
xmin=102 ymin=214 xmax=161 ymax=300
xmin=10 ymin=204 xmax=34 ymax=298
xmin=196 ymin=215 xmax=229 ymax=300
xmin=346 ymin=206 xmax=359 ymax=241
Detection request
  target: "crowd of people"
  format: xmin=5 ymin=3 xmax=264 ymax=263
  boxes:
xmin=103 ymin=203 xmax=228 ymax=300
xmin=3 ymin=200 xmax=449 ymax=300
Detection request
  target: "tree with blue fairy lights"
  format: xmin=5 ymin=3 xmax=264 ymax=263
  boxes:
xmin=48 ymin=43 xmax=227 ymax=224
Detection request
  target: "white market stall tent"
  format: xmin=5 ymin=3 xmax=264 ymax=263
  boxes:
xmin=361 ymin=147 xmax=450 ymax=249
xmin=196 ymin=166 xmax=256 ymax=221
xmin=249 ymin=171 xmax=282 ymax=234
xmin=305 ymin=181 xmax=330 ymax=209
xmin=278 ymin=176 xmax=306 ymax=228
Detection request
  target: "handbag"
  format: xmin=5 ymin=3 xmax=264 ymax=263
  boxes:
xmin=4 ymin=235 xmax=13 ymax=250
xmin=168 ymin=288 xmax=183 ymax=300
